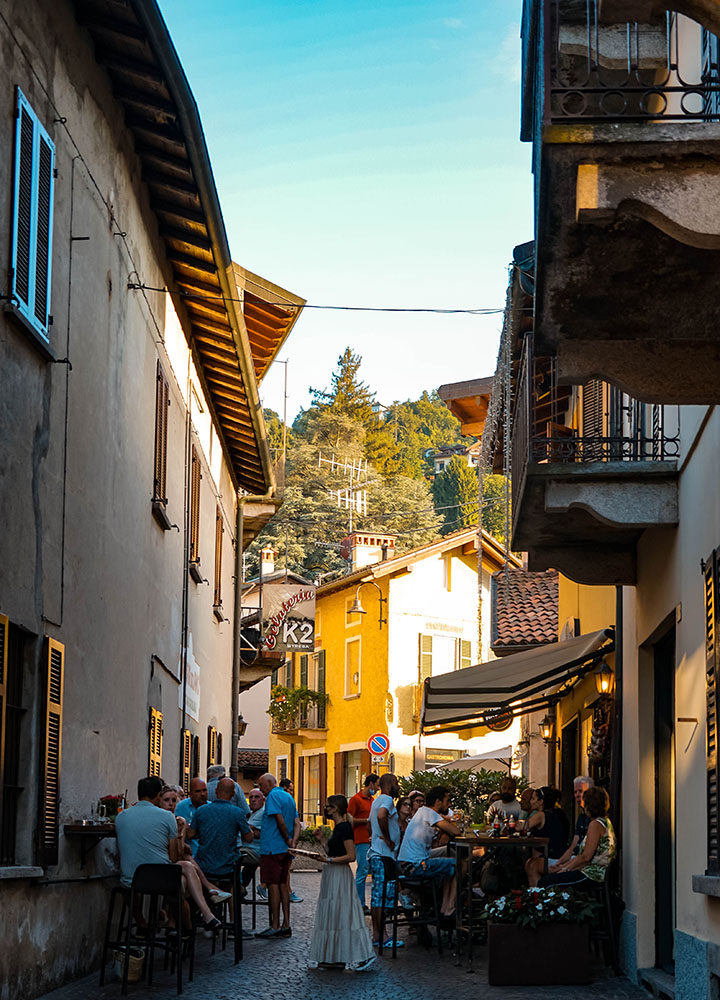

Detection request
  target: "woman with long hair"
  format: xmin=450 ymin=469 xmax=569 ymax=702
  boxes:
xmin=307 ymin=794 xmax=376 ymax=973
xmin=525 ymin=786 xmax=570 ymax=886
xmin=396 ymin=796 xmax=412 ymax=841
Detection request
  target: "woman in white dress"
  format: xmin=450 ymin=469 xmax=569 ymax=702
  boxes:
xmin=307 ymin=794 xmax=376 ymax=972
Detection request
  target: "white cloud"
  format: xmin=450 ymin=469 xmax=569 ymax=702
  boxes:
xmin=493 ymin=22 xmax=521 ymax=83
xmin=443 ymin=17 xmax=464 ymax=29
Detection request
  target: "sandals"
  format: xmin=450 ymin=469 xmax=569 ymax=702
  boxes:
xmin=202 ymin=916 xmax=222 ymax=938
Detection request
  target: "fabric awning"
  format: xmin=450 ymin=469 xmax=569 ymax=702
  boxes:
xmin=421 ymin=628 xmax=614 ymax=735
xmin=436 ymin=746 xmax=513 ymax=773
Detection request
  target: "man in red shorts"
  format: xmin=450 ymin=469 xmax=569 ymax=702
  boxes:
xmin=256 ymin=773 xmax=300 ymax=938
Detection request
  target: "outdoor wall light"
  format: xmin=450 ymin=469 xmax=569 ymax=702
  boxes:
xmin=539 ymin=715 xmax=555 ymax=744
xmin=237 ymin=713 xmax=248 ymax=737
xmin=349 ymin=580 xmax=387 ymax=630
xmin=593 ymin=660 xmax=615 ymax=696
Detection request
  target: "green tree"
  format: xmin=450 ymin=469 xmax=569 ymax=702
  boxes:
xmin=432 ymin=455 xmax=479 ymax=535
xmin=481 ymin=474 xmax=510 ymax=544
xmin=310 ymin=347 xmax=375 ymax=423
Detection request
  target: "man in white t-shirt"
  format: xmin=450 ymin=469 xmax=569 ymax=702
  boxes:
xmin=486 ymin=776 xmax=522 ymax=823
xmin=398 ymin=785 xmax=461 ymax=917
xmin=368 ymin=772 xmax=401 ymax=947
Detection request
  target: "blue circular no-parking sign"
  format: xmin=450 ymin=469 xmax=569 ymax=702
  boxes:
xmin=368 ymin=733 xmax=390 ymax=756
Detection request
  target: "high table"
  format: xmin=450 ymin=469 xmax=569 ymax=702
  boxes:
xmin=452 ymin=834 xmax=550 ymax=969
xmin=63 ymin=823 xmax=117 ymax=866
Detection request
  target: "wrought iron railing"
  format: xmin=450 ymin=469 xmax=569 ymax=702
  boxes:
xmin=511 ymin=336 xmax=680 ymax=529
xmin=271 ymin=701 xmax=325 ymax=734
xmin=548 ymin=0 xmax=720 ymax=123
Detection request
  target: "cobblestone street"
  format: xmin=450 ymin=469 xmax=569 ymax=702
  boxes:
xmin=41 ymin=871 xmax=649 ymax=1000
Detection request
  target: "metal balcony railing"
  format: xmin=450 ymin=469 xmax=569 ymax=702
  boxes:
xmin=271 ymin=701 xmax=326 ymax=734
xmin=511 ymin=335 xmax=680 ymax=533
xmin=547 ymin=0 xmax=720 ymax=123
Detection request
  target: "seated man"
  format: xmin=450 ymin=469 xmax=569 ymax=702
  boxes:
xmin=248 ymin=787 xmax=265 ymax=839
xmin=398 ymin=785 xmax=461 ymax=915
xmin=206 ymin=764 xmax=250 ymax=816
xmin=175 ymin=777 xmax=207 ymax=857
xmin=115 ymin=776 xmax=220 ymax=933
xmin=189 ymin=776 xmax=254 ymax=879
xmin=486 ymin=776 xmax=522 ymax=822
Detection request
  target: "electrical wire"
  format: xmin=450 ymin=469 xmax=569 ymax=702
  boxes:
xmin=127 ymin=282 xmax=503 ymax=316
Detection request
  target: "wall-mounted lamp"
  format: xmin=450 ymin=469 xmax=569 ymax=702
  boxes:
xmin=593 ymin=660 xmax=615 ymax=697
xmin=539 ymin=714 xmax=556 ymax=745
xmin=349 ymin=580 xmax=387 ymax=630
xmin=237 ymin=713 xmax=248 ymax=738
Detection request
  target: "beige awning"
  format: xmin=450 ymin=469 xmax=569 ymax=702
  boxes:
xmin=436 ymin=746 xmax=513 ymax=773
xmin=421 ymin=628 xmax=614 ymax=735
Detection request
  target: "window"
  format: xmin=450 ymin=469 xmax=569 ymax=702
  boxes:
xmin=152 ymin=362 xmax=170 ymax=527
xmin=277 ymin=757 xmax=288 ymax=783
xmin=344 ymin=750 xmax=362 ymax=798
xmin=189 ymin=446 xmax=201 ymax=566
xmin=0 ymin=617 xmax=30 ymax=865
xmin=191 ymin=735 xmax=200 ymax=779
xmin=213 ymin=505 xmax=223 ymax=615
xmin=10 ymin=88 xmax=55 ymax=344
xmin=345 ymin=637 xmax=361 ymax=697
xmin=148 ymin=707 xmax=163 ymax=778
xmin=38 ymin=637 xmax=65 ymax=866
xmin=298 ymin=652 xmax=326 ymax=727
xmin=304 ymin=755 xmax=320 ymax=819
xmin=705 ymin=550 xmax=720 ymax=874
xmin=702 ymin=29 xmax=720 ymax=119
xmin=207 ymin=726 xmax=217 ymax=767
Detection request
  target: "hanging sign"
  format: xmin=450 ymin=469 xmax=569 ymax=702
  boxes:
xmin=261 ymin=583 xmax=316 ymax=653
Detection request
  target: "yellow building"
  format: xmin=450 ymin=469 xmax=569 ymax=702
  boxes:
xmin=268 ymin=528 xmax=519 ymax=821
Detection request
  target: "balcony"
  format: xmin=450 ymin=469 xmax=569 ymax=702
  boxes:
xmin=271 ymin=702 xmax=327 ymax=743
xmin=510 ymin=337 xmax=679 ymax=585
xmin=524 ymin=0 xmax=720 ymax=401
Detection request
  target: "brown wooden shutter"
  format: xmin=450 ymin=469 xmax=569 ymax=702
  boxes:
xmin=300 ymin=654 xmax=308 ymax=688
xmin=459 ymin=639 xmax=472 ymax=670
xmin=285 ymin=657 xmax=292 ymax=688
xmin=318 ymin=753 xmax=327 ymax=808
xmin=361 ymin=749 xmax=372 ymax=780
xmin=334 ymin=752 xmax=344 ymax=794
xmin=189 ymin=446 xmax=201 ymax=563
xmin=317 ymin=651 xmax=326 ymax=729
xmin=153 ymin=362 xmax=169 ymax=502
xmin=419 ymin=634 xmax=433 ymax=681
xmin=217 ymin=732 xmax=223 ymax=767
xmin=213 ymin=505 xmax=223 ymax=606
xmin=148 ymin=707 xmax=163 ymax=777
xmin=38 ymin=638 xmax=64 ymax=865
xmin=706 ymin=550 xmax=720 ymax=874
xmin=182 ymin=729 xmax=192 ymax=794
xmin=297 ymin=757 xmax=305 ymax=821
xmin=207 ymin=726 xmax=217 ymax=767
xmin=0 ymin=614 xmax=7 ymax=824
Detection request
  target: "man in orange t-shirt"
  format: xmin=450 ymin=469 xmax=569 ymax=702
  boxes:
xmin=348 ymin=773 xmax=379 ymax=908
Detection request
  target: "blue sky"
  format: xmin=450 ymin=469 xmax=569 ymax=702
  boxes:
xmin=159 ymin=1 xmax=532 ymax=419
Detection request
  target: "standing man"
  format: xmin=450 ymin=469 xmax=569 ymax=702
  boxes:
xmin=348 ymin=772 xmax=379 ymax=910
xmin=279 ymin=777 xmax=303 ymax=903
xmin=368 ymin=772 xmax=400 ymax=948
xmin=175 ymin=778 xmax=207 ymax=857
xmin=256 ymin=773 xmax=300 ymax=939
xmin=207 ymin=764 xmax=250 ymax=816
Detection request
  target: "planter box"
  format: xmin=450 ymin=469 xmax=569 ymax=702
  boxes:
xmin=488 ymin=921 xmax=592 ymax=986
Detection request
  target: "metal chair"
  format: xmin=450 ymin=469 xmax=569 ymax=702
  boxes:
xmin=122 ymin=864 xmax=185 ymax=994
xmin=379 ymin=856 xmax=444 ymax=958
xmin=581 ymin=862 xmax=620 ymax=975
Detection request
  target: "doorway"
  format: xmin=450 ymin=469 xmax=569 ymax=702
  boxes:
xmin=561 ymin=716 xmax=579 ymax=809
xmin=654 ymin=627 xmax=675 ymax=974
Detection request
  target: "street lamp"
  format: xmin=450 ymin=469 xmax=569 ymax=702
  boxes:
xmin=349 ymin=580 xmax=388 ymax=630
xmin=539 ymin=714 xmax=555 ymax=745
xmin=593 ymin=659 xmax=615 ymax=696
xmin=237 ymin=712 xmax=248 ymax=738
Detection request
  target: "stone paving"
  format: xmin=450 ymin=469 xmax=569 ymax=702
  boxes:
xmin=40 ymin=871 xmax=649 ymax=1000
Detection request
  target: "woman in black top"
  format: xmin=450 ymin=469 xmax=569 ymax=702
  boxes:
xmin=525 ymin=786 xmax=570 ymax=886
xmin=307 ymin=794 xmax=376 ymax=972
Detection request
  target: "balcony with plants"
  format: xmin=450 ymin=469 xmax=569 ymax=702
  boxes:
xmin=268 ymin=684 xmax=328 ymax=742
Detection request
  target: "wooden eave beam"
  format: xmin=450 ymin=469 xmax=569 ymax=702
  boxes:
xmin=166 ymin=250 xmax=216 ymax=275
xmin=76 ymin=11 xmax=147 ymax=42
xmin=93 ymin=48 xmax=166 ymax=86
xmin=114 ymin=84 xmax=178 ymax=117
xmin=150 ymin=198 xmax=206 ymax=226
xmin=143 ymin=170 xmax=200 ymax=199
xmin=159 ymin=225 xmax=213 ymax=252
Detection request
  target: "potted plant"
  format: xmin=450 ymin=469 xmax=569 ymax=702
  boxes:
xmin=483 ymin=886 xmax=599 ymax=985
xmin=267 ymin=684 xmax=328 ymax=729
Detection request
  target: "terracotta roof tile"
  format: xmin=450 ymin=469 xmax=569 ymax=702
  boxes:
xmin=237 ymin=749 xmax=269 ymax=770
xmin=491 ymin=568 xmax=558 ymax=653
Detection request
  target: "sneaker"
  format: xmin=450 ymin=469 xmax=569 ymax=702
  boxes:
xmin=257 ymin=886 xmax=268 ymax=900
xmin=383 ymin=937 xmax=404 ymax=949
xmin=242 ymin=929 xmax=255 ymax=940
xmin=255 ymin=926 xmax=278 ymax=939
xmin=353 ymin=956 xmax=377 ymax=973
xmin=210 ymin=889 xmax=232 ymax=904
xmin=372 ymin=940 xmax=380 ymax=948
xmin=289 ymin=891 xmax=303 ymax=903
xmin=274 ymin=926 xmax=292 ymax=937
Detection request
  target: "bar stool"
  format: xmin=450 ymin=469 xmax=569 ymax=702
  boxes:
xmin=379 ymin=856 xmax=444 ymax=957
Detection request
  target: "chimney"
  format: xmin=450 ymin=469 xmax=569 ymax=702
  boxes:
xmin=260 ymin=547 xmax=276 ymax=576
xmin=340 ymin=533 xmax=396 ymax=571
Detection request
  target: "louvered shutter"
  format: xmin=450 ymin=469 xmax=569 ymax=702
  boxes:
xmin=190 ymin=447 xmax=201 ymax=563
xmin=460 ymin=639 xmax=472 ymax=670
xmin=300 ymin=655 xmax=308 ymax=688
xmin=317 ymin=651 xmax=326 ymax=729
xmin=334 ymin=752 xmax=344 ymax=794
xmin=706 ymin=551 xmax=720 ymax=874
xmin=191 ymin=735 xmax=200 ymax=779
xmin=419 ymin=634 xmax=433 ymax=681
xmin=207 ymin=726 xmax=217 ymax=767
xmin=285 ymin=658 xmax=292 ymax=688
xmin=182 ymin=730 xmax=192 ymax=795
xmin=38 ymin=638 xmax=64 ymax=865
xmin=216 ymin=732 xmax=223 ymax=767
xmin=0 ymin=615 xmax=8 ymax=826
xmin=582 ymin=379 xmax=606 ymax=460
xmin=213 ymin=506 xmax=223 ymax=606
xmin=318 ymin=753 xmax=327 ymax=807
xmin=154 ymin=363 xmax=169 ymax=502
xmin=148 ymin=708 xmax=163 ymax=777
xmin=10 ymin=89 xmax=55 ymax=341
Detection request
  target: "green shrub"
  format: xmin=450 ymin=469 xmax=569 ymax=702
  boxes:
xmin=397 ymin=768 xmax=527 ymax=818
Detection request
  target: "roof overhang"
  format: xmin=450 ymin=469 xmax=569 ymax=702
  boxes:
xmin=438 ymin=377 xmax=493 ymax=438
xmin=421 ymin=628 xmax=614 ymax=735
xmin=75 ymin=0 xmax=295 ymax=494
xmin=234 ymin=265 xmax=306 ymax=385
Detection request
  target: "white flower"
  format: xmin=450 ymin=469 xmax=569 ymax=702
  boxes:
xmin=562 ymin=893 xmax=570 ymax=900
xmin=536 ymin=904 xmax=543 ymax=911
xmin=528 ymin=886 xmax=541 ymax=893
xmin=558 ymin=906 xmax=567 ymax=914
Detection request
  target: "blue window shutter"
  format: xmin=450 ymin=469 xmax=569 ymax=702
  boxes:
xmin=10 ymin=88 xmax=55 ymax=341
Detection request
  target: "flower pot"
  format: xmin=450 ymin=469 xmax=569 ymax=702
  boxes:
xmin=487 ymin=921 xmax=592 ymax=985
